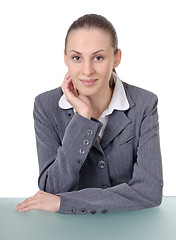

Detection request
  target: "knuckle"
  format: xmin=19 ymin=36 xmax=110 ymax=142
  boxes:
xmin=21 ymin=201 xmax=26 ymax=207
xmin=24 ymin=207 xmax=29 ymax=212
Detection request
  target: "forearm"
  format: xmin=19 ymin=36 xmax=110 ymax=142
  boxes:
xmin=58 ymin=174 xmax=163 ymax=215
xmin=57 ymin=163 xmax=163 ymax=214
xmin=38 ymin=113 xmax=103 ymax=194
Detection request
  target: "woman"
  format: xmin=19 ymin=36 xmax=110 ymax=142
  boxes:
xmin=15 ymin=14 xmax=163 ymax=214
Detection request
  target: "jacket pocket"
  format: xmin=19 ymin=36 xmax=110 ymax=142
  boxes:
xmin=118 ymin=135 xmax=134 ymax=146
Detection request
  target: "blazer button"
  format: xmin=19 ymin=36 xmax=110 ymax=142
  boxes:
xmin=102 ymin=185 xmax=109 ymax=189
xmin=81 ymin=208 xmax=87 ymax=214
xmin=90 ymin=210 xmax=97 ymax=214
xmin=79 ymin=149 xmax=85 ymax=154
xmin=70 ymin=207 xmax=76 ymax=213
xmin=101 ymin=209 xmax=108 ymax=214
xmin=76 ymin=159 xmax=82 ymax=164
xmin=87 ymin=129 xmax=93 ymax=135
xmin=83 ymin=139 xmax=90 ymax=145
xmin=98 ymin=160 xmax=106 ymax=169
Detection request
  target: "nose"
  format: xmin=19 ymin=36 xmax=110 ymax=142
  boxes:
xmin=82 ymin=60 xmax=94 ymax=76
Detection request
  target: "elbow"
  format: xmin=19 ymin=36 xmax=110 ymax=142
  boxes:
xmin=153 ymin=194 xmax=163 ymax=208
xmin=150 ymin=182 xmax=163 ymax=208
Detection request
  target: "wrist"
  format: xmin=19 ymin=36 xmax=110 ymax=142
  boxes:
xmin=55 ymin=195 xmax=61 ymax=212
xmin=78 ymin=112 xmax=92 ymax=120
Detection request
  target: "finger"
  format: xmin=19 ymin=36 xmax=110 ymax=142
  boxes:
xmin=62 ymin=72 xmax=71 ymax=87
xmin=15 ymin=196 xmax=37 ymax=210
xmin=65 ymin=78 xmax=75 ymax=94
xmin=64 ymin=78 xmax=78 ymax=99
xmin=18 ymin=203 xmax=41 ymax=212
xmin=64 ymin=71 xmax=70 ymax=79
xmin=61 ymin=76 xmax=71 ymax=94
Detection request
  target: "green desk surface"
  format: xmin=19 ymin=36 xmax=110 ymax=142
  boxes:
xmin=0 ymin=196 xmax=175 ymax=240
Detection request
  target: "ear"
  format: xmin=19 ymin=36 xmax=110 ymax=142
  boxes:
xmin=64 ymin=49 xmax=68 ymax=66
xmin=113 ymin=49 xmax=122 ymax=68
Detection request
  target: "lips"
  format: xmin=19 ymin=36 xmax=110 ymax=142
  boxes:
xmin=80 ymin=79 xmax=98 ymax=86
xmin=80 ymin=79 xmax=97 ymax=83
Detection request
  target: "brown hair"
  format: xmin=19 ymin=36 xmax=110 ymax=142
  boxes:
xmin=65 ymin=14 xmax=118 ymax=89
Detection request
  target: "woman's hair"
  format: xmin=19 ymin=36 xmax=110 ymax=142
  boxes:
xmin=65 ymin=14 xmax=119 ymax=89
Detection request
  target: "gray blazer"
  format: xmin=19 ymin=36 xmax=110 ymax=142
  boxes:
xmin=33 ymin=82 xmax=163 ymax=214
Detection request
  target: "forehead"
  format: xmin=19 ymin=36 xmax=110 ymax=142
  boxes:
xmin=66 ymin=28 xmax=112 ymax=52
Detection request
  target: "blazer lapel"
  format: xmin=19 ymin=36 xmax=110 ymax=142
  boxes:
xmin=99 ymin=84 xmax=136 ymax=150
xmin=100 ymin=110 xmax=131 ymax=149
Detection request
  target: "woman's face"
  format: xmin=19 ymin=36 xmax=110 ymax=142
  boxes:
xmin=64 ymin=28 xmax=121 ymax=96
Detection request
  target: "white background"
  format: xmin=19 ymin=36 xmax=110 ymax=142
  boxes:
xmin=0 ymin=0 xmax=175 ymax=197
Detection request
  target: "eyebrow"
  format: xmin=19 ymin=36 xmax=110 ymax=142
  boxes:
xmin=69 ymin=49 xmax=105 ymax=55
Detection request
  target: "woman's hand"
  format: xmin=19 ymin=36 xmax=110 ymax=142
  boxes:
xmin=61 ymin=72 xmax=92 ymax=119
xmin=15 ymin=190 xmax=61 ymax=213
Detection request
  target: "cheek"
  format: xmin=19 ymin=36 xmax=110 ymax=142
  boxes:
xmin=67 ymin=64 xmax=80 ymax=79
xmin=97 ymin=63 xmax=112 ymax=80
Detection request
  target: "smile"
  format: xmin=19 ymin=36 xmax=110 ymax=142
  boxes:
xmin=80 ymin=79 xmax=98 ymax=86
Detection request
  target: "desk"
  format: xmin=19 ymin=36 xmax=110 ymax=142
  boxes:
xmin=0 ymin=196 xmax=175 ymax=240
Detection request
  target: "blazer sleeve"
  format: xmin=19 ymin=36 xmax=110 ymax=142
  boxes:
xmin=57 ymin=94 xmax=164 ymax=214
xmin=33 ymin=95 xmax=103 ymax=194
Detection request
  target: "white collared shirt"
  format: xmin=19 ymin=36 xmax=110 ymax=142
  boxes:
xmin=58 ymin=73 xmax=130 ymax=139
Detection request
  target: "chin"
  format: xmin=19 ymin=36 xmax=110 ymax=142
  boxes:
xmin=78 ymin=88 xmax=98 ymax=97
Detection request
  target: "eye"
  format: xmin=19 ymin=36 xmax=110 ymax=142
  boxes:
xmin=94 ymin=56 xmax=103 ymax=61
xmin=72 ymin=56 xmax=81 ymax=61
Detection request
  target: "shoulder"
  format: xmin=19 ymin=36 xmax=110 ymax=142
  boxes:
xmin=122 ymin=81 xmax=158 ymax=109
xmin=34 ymin=86 xmax=63 ymax=112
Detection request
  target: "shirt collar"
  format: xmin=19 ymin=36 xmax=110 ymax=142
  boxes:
xmin=58 ymin=73 xmax=130 ymax=116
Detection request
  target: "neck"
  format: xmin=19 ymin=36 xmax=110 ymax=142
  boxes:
xmin=88 ymin=86 xmax=113 ymax=117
